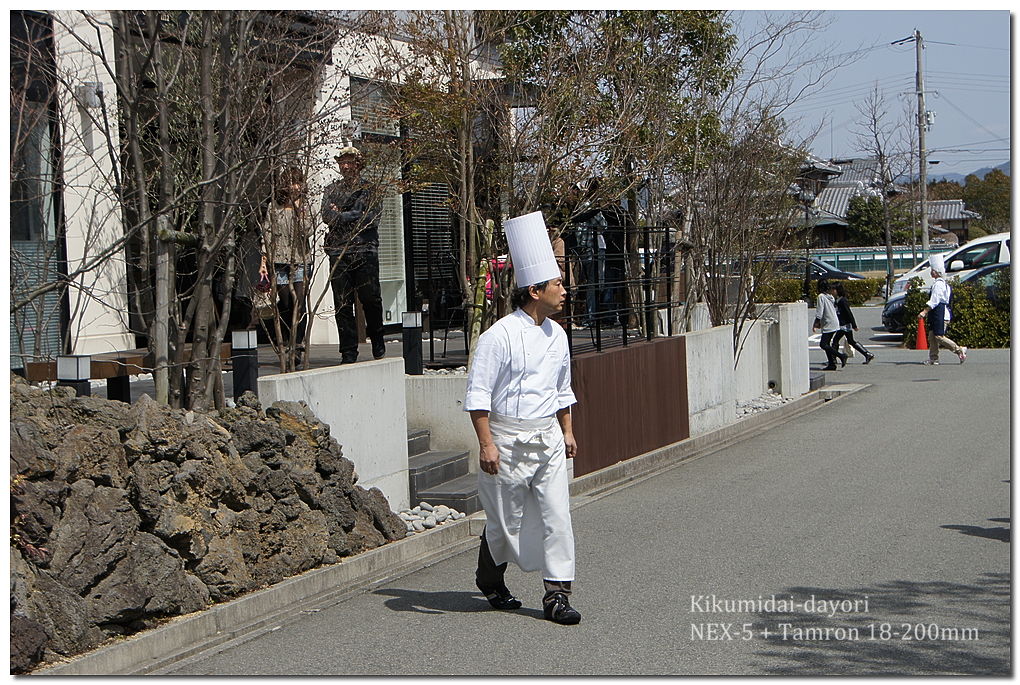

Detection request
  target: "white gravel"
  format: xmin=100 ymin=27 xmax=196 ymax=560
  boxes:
xmin=735 ymin=389 xmax=792 ymax=417
xmin=399 ymin=502 xmax=468 ymax=537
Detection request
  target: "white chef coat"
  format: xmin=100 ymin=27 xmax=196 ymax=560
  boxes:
xmin=465 ymin=309 xmax=576 ymax=419
xmin=465 ymin=308 xmax=577 ymax=581
xmin=926 ymin=278 xmax=952 ymax=322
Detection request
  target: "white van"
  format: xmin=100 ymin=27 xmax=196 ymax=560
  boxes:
xmin=890 ymin=232 xmax=1011 ymax=295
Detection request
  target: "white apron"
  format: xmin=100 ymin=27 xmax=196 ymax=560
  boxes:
xmin=478 ymin=413 xmax=575 ymax=581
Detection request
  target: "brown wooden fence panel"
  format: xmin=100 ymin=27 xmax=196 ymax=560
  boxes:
xmin=569 ymin=336 xmax=688 ymax=477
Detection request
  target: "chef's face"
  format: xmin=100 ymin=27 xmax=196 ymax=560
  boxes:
xmin=532 ymin=278 xmax=566 ymax=314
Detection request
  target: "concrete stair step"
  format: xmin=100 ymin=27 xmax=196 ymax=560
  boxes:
xmin=409 ymin=450 xmax=470 ymax=495
xmin=417 ymin=473 xmax=481 ymax=514
xmin=407 ymin=429 xmax=431 ymax=458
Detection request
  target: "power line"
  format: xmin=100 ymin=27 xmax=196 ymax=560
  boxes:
xmin=794 ymin=75 xmax=915 ymax=101
xmin=933 ymin=137 xmax=1009 ymax=148
xmin=933 ymin=92 xmax=1006 ymax=142
xmin=786 ymin=81 xmax=915 ymax=113
xmin=926 ymin=40 xmax=1009 ymax=52
xmin=927 ymin=69 xmax=1010 ymax=80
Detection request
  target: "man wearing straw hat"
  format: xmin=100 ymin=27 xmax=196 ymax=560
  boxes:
xmin=321 ymin=145 xmax=386 ymax=364
xmin=464 ymin=211 xmax=582 ymax=625
xmin=917 ymin=253 xmax=967 ymax=365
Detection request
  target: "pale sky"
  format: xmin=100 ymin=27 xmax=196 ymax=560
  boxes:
xmin=750 ymin=9 xmax=1011 ymax=178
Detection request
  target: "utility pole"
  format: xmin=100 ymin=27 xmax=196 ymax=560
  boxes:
xmin=915 ymin=28 xmax=930 ymax=255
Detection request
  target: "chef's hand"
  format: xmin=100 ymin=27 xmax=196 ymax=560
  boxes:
xmin=479 ymin=442 xmax=500 ymax=475
xmin=563 ymin=431 xmax=577 ymax=459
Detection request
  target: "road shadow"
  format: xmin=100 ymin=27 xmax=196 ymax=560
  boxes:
xmin=372 ymin=588 xmax=545 ymax=621
xmin=942 ymin=516 xmax=1010 ymax=543
xmin=749 ymin=572 xmax=1010 ymax=675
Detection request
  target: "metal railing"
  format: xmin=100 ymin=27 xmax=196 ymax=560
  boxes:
xmin=559 ymin=225 xmax=680 ymax=356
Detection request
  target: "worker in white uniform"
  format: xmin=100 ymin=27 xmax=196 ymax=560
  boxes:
xmin=918 ymin=253 xmax=967 ymax=365
xmin=464 ymin=211 xmax=582 ymax=625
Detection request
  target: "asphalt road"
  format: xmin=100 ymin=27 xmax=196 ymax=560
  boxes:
xmin=162 ymin=306 xmax=1010 ymax=676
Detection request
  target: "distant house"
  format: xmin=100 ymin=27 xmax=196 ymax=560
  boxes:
xmin=797 ymin=157 xmax=979 ymax=248
xmin=793 ymin=155 xmax=844 ymax=245
xmin=810 ymin=158 xmax=899 ymax=247
xmin=921 ymin=199 xmax=981 ymax=244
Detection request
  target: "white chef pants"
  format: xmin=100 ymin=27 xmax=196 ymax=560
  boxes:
xmin=478 ymin=413 xmax=575 ymax=581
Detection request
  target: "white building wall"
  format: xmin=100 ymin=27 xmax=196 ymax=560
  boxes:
xmin=53 ymin=11 xmax=134 ymax=355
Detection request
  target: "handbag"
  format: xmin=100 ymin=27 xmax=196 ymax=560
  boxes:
xmin=842 ymin=326 xmax=855 ymax=358
xmin=253 ymin=273 xmax=275 ymax=319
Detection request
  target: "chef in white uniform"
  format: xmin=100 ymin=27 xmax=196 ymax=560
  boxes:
xmin=464 ymin=211 xmax=582 ymax=625
xmin=918 ymin=253 xmax=967 ymax=365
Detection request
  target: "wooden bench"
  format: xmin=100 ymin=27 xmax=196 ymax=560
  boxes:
xmin=21 ymin=342 xmax=233 ymax=403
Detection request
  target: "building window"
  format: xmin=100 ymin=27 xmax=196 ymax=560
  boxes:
xmin=11 ymin=11 xmax=63 ymax=367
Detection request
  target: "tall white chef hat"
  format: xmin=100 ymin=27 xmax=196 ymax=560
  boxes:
xmin=504 ymin=211 xmax=562 ymax=288
xmin=929 ymin=253 xmax=946 ymax=274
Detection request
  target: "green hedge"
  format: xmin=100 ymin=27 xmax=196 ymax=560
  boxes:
xmin=902 ymin=269 xmax=1010 ymax=348
xmin=757 ymin=278 xmax=883 ymax=306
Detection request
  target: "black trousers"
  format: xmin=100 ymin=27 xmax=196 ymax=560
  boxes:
xmin=476 ymin=528 xmax=572 ymax=600
xmin=274 ymin=264 xmax=308 ymax=347
xmin=831 ymin=327 xmax=869 ymax=356
xmin=327 ymin=249 xmax=384 ymax=359
xmin=475 ymin=528 xmax=509 ymax=593
xmin=819 ymin=331 xmax=840 ymax=367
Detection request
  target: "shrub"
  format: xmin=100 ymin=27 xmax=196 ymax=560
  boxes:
xmin=756 ymin=279 xmax=804 ymax=304
xmin=903 ymin=270 xmax=1009 ymax=348
xmin=756 ymin=278 xmax=882 ymax=306
xmin=840 ymin=278 xmax=884 ymax=305
xmin=948 ymin=280 xmax=1010 ymax=348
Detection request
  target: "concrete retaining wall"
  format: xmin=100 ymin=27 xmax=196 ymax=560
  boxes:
xmin=772 ymin=301 xmax=810 ymax=398
xmin=405 ymin=375 xmax=477 ymax=470
xmin=255 ymin=303 xmax=809 ymax=506
xmin=258 ymin=358 xmax=409 ymax=511
xmin=734 ymin=318 xmax=770 ymax=403
xmin=684 ymin=325 xmax=737 ymax=436
xmin=683 ymin=301 xmax=808 ymax=435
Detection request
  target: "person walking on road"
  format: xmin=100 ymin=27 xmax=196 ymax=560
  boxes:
xmin=918 ymin=254 xmax=967 ymax=365
xmin=813 ymin=280 xmax=846 ymax=370
xmin=464 ymin=211 xmax=582 ymax=626
xmin=831 ymin=283 xmax=875 ymax=364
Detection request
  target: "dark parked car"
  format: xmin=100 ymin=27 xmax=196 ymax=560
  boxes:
xmin=756 ymin=256 xmax=865 ymax=281
xmin=882 ymin=263 xmax=1010 ymax=333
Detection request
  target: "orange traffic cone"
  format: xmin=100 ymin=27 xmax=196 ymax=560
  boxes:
xmin=915 ymin=317 xmax=928 ymax=350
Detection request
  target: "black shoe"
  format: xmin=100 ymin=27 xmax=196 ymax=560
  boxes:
xmin=863 ymin=352 xmax=875 ymax=365
xmin=340 ymin=354 xmax=358 ymax=365
xmin=838 ymin=353 xmax=848 ymax=368
xmin=480 ymin=586 xmax=522 ymax=611
xmin=822 ymin=365 xmax=838 ymax=371
xmin=372 ymin=338 xmax=386 ymax=360
xmin=543 ymin=592 xmax=581 ymax=625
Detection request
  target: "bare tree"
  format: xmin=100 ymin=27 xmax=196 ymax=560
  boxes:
xmin=851 ymin=85 xmax=914 ymax=297
xmin=11 ymin=10 xmax=377 ymax=407
xmin=675 ymin=10 xmax=856 ymax=359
